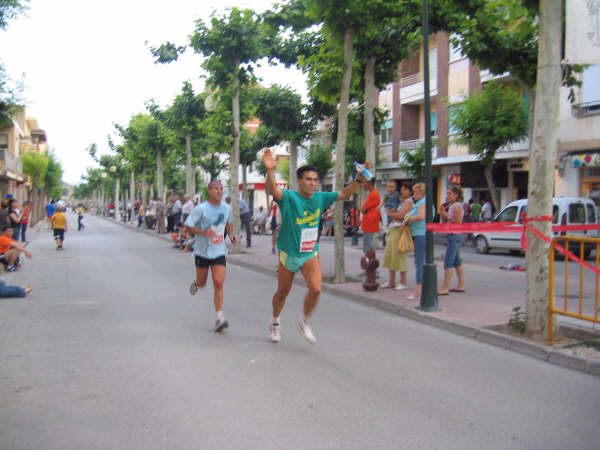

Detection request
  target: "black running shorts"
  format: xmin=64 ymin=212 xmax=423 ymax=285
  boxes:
xmin=194 ymin=254 xmax=226 ymax=268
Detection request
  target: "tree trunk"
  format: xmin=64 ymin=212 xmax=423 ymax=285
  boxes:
xmin=142 ymin=167 xmax=147 ymax=207
xmin=334 ymin=28 xmax=355 ymax=284
xmin=114 ymin=176 xmax=120 ymax=222
xmin=230 ymin=68 xmax=241 ymax=254
xmin=483 ymin=166 xmax=500 ymax=214
xmin=363 ymin=55 xmax=377 ymax=167
xmin=525 ymin=0 xmax=562 ymax=339
xmin=129 ymin=169 xmax=135 ymax=224
xmin=156 ymin=149 xmax=164 ymax=203
xmin=289 ymin=141 xmax=298 ymax=191
xmin=185 ymin=133 xmax=194 ymax=196
xmin=242 ymin=163 xmax=248 ymax=203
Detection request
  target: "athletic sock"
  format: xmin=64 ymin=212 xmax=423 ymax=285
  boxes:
xmin=216 ymin=311 xmax=224 ymax=320
xmin=271 ymin=316 xmax=279 ymax=325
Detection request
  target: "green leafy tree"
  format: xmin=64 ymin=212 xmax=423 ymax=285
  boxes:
xmin=398 ymin=141 xmax=441 ymax=182
xmin=305 ymin=143 xmax=334 ymax=184
xmin=143 ymin=102 xmax=173 ymax=202
xmin=164 ymin=81 xmax=206 ymax=196
xmin=151 ymin=8 xmax=269 ymax=253
xmin=44 ymin=150 xmax=63 ymax=201
xmin=253 ymin=84 xmax=314 ymax=190
xmin=22 ymin=149 xmax=48 ymax=222
xmin=451 ymin=81 xmax=528 ymax=212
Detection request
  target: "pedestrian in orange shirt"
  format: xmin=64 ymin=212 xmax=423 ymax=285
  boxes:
xmin=361 ymin=177 xmax=381 ymax=254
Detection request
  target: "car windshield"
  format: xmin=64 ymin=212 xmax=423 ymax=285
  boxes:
xmin=496 ymin=206 xmax=518 ymax=222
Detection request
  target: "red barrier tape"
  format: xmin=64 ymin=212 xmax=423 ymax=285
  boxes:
xmin=425 ymin=216 xmax=600 ymax=275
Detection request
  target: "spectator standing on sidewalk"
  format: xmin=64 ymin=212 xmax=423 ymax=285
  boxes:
xmin=404 ymin=183 xmax=428 ymax=301
xmin=20 ymin=201 xmax=30 ymax=243
xmin=8 ymin=199 xmax=21 ymax=241
xmin=438 ymin=185 xmax=466 ymax=295
xmin=361 ymin=178 xmax=381 ymax=254
xmin=181 ymin=195 xmax=194 ymax=224
xmin=166 ymin=196 xmax=175 ymax=233
xmin=172 ymin=194 xmax=182 ymax=230
xmin=0 ymin=227 xmax=32 ymax=271
xmin=382 ymin=181 xmax=414 ymax=290
xmin=239 ymin=195 xmax=252 ymax=248
xmin=470 ymin=198 xmax=481 ymax=222
xmin=481 ymin=197 xmax=493 ymax=221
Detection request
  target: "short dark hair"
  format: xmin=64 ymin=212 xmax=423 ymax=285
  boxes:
xmin=401 ymin=181 xmax=414 ymax=192
xmin=297 ymin=164 xmax=318 ymax=180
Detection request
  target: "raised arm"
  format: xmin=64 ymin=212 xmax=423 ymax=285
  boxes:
xmin=263 ymin=148 xmax=283 ymax=202
xmin=337 ymin=160 xmax=370 ymax=201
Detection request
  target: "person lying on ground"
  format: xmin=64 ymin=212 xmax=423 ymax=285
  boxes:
xmin=0 ymin=277 xmax=32 ymax=298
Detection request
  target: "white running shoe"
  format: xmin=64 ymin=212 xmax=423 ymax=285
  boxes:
xmin=380 ymin=282 xmax=395 ymax=289
xmin=190 ymin=280 xmax=199 ymax=295
xmin=270 ymin=322 xmax=281 ymax=343
xmin=394 ymin=283 xmax=408 ymax=291
xmin=297 ymin=318 xmax=316 ymax=344
xmin=215 ymin=316 xmax=229 ymax=332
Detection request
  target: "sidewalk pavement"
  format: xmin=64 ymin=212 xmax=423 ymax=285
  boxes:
xmin=112 ymin=218 xmax=600 ymax=375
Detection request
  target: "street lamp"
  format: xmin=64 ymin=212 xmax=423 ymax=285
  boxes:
xmin=419 ymin=0 xmax=439 ymax=312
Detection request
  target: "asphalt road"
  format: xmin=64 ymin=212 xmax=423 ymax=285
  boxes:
xmin=1 ymin=215 xmax=599 ymax=450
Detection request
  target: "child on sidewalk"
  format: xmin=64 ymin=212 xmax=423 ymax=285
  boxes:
xmin=51 ymin=206 xmax=67 ymax=250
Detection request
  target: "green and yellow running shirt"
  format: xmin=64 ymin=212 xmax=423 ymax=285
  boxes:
xmin=276 ymin=190 xmax=339 ymax=258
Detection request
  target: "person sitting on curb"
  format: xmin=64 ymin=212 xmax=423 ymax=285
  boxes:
xmin=0 ymin=277 xmax=33 ymax=298
xmin=0 ymin=227 xmax=32 ymax=271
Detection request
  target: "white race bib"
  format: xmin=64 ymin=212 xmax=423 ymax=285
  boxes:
xmin=210 ymin=224 xmax=225 ymax=244
xmin=300 ymin=227 xmax=318 ymax=252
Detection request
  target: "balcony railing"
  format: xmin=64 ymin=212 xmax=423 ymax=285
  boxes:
xmin=572 ymin=101 xmax=600 ymax=117
xmin=400 ymin=72 xmax=424 ymax=87
xmin=398 ymin=138 xmax=425 ymax=151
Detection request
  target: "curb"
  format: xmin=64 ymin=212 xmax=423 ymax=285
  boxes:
xmin=99 ymin=215 xmax=600 ymax=378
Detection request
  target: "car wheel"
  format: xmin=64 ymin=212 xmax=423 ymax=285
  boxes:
xmin=474 ymin=236 xmax=490 ymax=254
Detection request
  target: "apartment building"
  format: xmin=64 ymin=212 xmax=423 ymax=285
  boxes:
xmin=375 ymin=32 xmax=600 ymax=211
xmin=0 ymin=108 xmax=43 ymax=203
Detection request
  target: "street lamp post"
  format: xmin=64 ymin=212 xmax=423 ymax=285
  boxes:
xmin=419 ymin=0 xmax=439 ymax=312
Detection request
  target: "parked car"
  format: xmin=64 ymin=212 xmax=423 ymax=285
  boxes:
xmin=473 ymin=197 xmax=599 ymax=257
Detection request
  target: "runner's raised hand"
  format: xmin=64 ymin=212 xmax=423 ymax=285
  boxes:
xmin=263 ymin=148 xmax=278 ymax=171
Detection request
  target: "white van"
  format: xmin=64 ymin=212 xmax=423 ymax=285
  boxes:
xmin=473 ymin=197 xmax=599 ymax=257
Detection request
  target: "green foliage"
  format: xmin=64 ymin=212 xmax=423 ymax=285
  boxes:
xmin=451 ymin=81 xmax=529 ymax=167
xmin=22 ymin=150 xmax=48 ymax=180
xmin=508 ymin=306 xmax=526 ymax=333
xmin=148 ymin=41 xmax=186 ymax=64
xmin=398 ymin=141 xmax=441 ymax=182
xmin=0 ymin=0 xmax=28 ymax=31
xmin=253 ymin=84 xmax=313 ymax=145
xmin=45 ymin=152 xmax=63 ymax=200
xmin=278 ymin=158 xmax=290 ymax=185
xmin=305 ymin=143 xmax=334 ymax=182
xmin=190 ymin=8 xmax=267 ymax=89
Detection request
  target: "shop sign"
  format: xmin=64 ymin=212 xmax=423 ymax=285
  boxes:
xmin=572 ymin=153 xmax=600 ymax=168
xmin=448 ymin=174 xmax=462 ymax=185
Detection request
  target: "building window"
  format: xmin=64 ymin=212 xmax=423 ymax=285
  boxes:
xmin=448 ymin=104 xmax=463 ymax=135
xmin=379 ymin=119 xmax=393 ymax=144
xmin=0 ymin=133 xmax=7 ymax=160
xmin=582 ymin=65 xmax=600 ymax=105
xmin=449 ymin=34 xmax=464 ymax=62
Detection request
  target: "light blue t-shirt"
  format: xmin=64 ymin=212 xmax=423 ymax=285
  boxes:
xmin=184 ymin=201 xmax=232 ymax=259
xmin=409 ymin=198 xmax=427 ymax=237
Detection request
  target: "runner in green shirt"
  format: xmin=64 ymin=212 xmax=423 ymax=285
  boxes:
xmin=263 ymin=148 xmax=370 ymax=344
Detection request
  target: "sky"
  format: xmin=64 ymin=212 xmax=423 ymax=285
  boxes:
xmin=0 ymin=0 xmax=308 ymax=185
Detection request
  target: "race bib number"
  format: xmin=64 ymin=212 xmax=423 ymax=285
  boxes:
xmin=210 ymin=224 xmax=225 ymax=244
xmin=300 ymin=227 xmax=318 ymax=252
